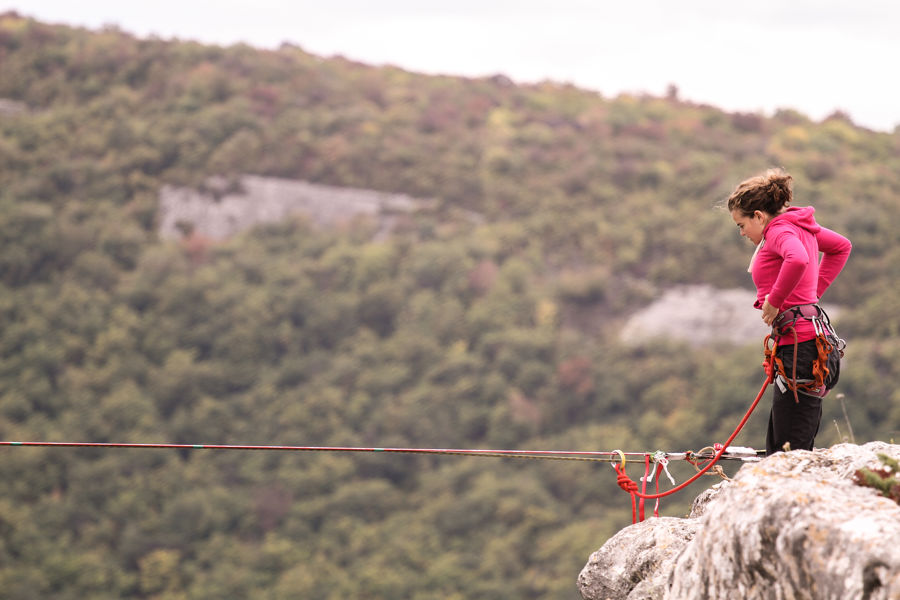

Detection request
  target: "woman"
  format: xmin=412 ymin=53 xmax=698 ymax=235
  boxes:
xmin=727 ymin=168 xmax=851 ymax=455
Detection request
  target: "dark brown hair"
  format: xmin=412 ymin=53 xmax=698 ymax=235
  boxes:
xmin=726 ymin=168 xmax=793 ymax=217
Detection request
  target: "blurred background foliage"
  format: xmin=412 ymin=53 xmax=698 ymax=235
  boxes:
xmin=1 ymin=12 xmax=898 ymax=599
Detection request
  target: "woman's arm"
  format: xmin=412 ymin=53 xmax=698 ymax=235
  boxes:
xmin=816 ymin=227 xmax=852 ymax=298
xmin=766 ymin=232 xmax=809 ymax=310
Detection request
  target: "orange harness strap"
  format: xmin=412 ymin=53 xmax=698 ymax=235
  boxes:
xmin=764 ymin=305 xmax=842 ymax=403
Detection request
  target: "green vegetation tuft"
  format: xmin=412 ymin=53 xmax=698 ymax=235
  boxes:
xmin=853 ymin=453 xmax=900 ymax=505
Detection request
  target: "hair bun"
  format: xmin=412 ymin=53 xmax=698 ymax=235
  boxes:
xmin=726 ymin=168 xmax=794 ymax=216
xmin=765 ymin=169 xmax=793 ymax=209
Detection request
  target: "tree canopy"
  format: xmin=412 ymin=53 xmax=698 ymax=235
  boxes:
xmin=1 ymin=12 xmax=898 ymax=599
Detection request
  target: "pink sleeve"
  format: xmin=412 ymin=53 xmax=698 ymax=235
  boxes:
xmin=766 ymin=233 xmax=809 ymax=308
xmin=816 ymin=227 xmax=851 ymax=298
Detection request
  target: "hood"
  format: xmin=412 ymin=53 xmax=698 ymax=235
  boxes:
xmin=764 ymin=206 xmax=821 ymax=237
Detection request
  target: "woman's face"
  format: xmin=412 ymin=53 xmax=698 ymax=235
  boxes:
xmin=731 ymin=209 xmax=767 ymax=245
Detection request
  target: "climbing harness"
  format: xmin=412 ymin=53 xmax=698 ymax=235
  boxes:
xmin=764 ymin=304 xmax=845 ymax=403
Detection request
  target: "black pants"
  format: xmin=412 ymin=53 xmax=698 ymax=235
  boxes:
xmin=765 ymin=339 xmax=840 ymax=455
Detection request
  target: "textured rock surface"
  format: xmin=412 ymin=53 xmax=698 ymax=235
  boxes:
xmin=619 ymin=284 xmax=843 ymax=347
xmin=158 ymin=175 xmax=425 ymax=240
xmin=0 ymin=97 xmax=29 ymax=116
xmin=578 ymin=442 xmax=900 ymax=600
xmin=578 ymin=517 xmax=698 ymax=600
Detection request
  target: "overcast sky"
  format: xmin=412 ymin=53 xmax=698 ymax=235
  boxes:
xmin=4 ymin=0 xmax=900 ymax=132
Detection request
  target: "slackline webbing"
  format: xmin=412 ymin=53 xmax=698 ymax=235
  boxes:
xmin=0 ymin=441 xmax=761 ymax=463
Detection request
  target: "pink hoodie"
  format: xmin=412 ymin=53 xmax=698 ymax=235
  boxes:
xmin=750 ymin=206 xmax=851 ymax=343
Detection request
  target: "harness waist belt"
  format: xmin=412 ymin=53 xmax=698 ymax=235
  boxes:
xmin=773 ymin=303 xmax=823 ymax=336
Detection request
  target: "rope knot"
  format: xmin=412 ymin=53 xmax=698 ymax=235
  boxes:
xmin=615 ymin=465 xmax=639 ymax=494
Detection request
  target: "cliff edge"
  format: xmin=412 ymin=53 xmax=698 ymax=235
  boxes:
xmin=578 ymin=442 xmax=900 ymax=600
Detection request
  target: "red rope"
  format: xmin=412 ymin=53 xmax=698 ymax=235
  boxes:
xmin=614 ymin=462 xmax=639 ymax=522
xmin=616 ymin=457 xmax=663 ymax=523
xmin=638 ymin=454 xmax=650 ymax=521
xmin=615 ymin=366 xmax=773 ymax=512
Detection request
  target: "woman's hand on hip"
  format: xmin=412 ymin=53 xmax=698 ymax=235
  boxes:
xmin=761 ymin=296 xmax=778 ymax=326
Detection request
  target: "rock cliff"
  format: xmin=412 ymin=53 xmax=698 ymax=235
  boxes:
xmin=619 ymin=284 xmax=843 ymax=348
xmin=578 ymin=442 xmax=900 ymax=600
xmin=158 ymin=175 xmax=427 ymax=241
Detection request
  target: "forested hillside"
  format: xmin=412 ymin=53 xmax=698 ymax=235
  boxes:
xmin=1 ymin=12 xmax=899 ymax=598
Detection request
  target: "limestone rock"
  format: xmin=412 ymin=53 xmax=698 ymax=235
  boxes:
xmin=0 ymin=98 xmax=29 ymax=117
xmin=619 ymin=284 xmax=842 ymax=348
xmin=578 ymin=442 xmax=900 ymax=600
xmin=158 ymin=175 xmax=427 ymax=241
xmin=577 ymin=517 xmax=698 ymax=600
xmin=619 ymin=285 xmax=769 ymax=347
xmin=686 ymin=480 xmax=730 ymax=519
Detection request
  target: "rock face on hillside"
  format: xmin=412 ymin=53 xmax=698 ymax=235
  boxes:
xmin=158 ymin=175 xmax=429 ymax=241
xmin=0 ymin=98 xmax=28 ymax=116
xmin=620 ymin=285 xmax=843 ymax=348
xmin=619 ymin=285 xmax=771 ymax=346
xmin=578 ymin=442 xmax=900 ymax=600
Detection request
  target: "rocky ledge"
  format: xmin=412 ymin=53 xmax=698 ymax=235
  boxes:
xmin=578 ymin=442 xmax=900 ymax=600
